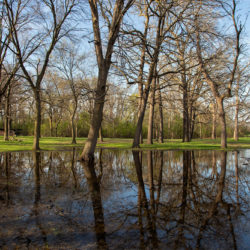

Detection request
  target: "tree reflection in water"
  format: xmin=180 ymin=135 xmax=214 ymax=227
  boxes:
xmin=32 ymin=151 xmax=48 ymax=247
xmin=82 ymin=158 xmax=107 ymax=250
xmin=0 ymin=149 xmax=249 ymax=249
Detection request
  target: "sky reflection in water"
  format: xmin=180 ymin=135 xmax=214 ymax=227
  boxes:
xmin=0 ymin=149 xmax=249 ymax=249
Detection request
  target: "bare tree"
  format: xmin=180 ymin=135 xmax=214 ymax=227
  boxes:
xmin=80 ymin=0 xmax=134 ymax=161
xmin=43 ymin=72 xmax=65 ymax=137
xmin=0 ymin=2 xmax=19 ymax=101
xmin=55 ymin=44 xmax=89 ymax=144
xmin=5 ymin=0 xmax=77 ymax=150
xmin=233 ymin=62 xmax=250 ymax=141
xmin=132 ymin=0 xmax=191 ymax=147
xmin=194 ymin=0 xmax=242 ymax=148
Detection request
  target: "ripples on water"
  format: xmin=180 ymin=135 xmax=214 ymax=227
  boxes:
xmin=0 ymin=149 xmax=249 ymax=249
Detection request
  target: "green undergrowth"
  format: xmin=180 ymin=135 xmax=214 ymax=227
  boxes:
xmin=0 ymin=136 xmax=249 ymax=152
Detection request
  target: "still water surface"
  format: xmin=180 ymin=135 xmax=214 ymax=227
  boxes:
xmin=0 ymin=149 xmax=249 ymax=249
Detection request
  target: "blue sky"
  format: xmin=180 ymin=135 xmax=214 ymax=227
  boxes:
xmin=239 ymin=0 xmax=250 ymax=48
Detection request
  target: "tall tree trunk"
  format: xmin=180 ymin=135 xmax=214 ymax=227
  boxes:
xmin=188 ymin=105 xmax=193 ymax=141
xmin=81 ymin=68 xmax=108 ymax=158
xmin=233 ymin=78 xmax=240 ymax=141
xmin=81 ymin=69 xmax=108 ymax=160
xmin=147 ymin=76 xmax=156 ymax=144
xmin=190 ymin=110 xmax=196 ymax=140
xmin=71 ymin=118 xmax=76 ymax=144
xmin=195 ymin=4 xmax=241 ymax=148
xmin=80 ymin=0 xmax=132 ymax=161
xmin=99 ymin=126 xmax=103 ymax=142
xmin=55 ymin=123 xmax=58 ymax=137
xmin=157 ymin=77 xmax=164 ymax=143
xmin=49 ymin=115 xmax=53 ymax=137
xmin=217 ymin=97 xmax=227 ymax=148
xmin=133 ymin=14 xmax=164 ymax=148
xmin=33 ymin=90 xmax=41 ymax=150
xmin=137 ymin=4 xmax=149 ymax=144
xmin=71 ymin=105 xmax=77 ymax=144
xmin=199 ymin=117 xmax=202 ymax=139
xmin=4 ymin=99 xmax=9 ymax=141
xmin=4 ymin=86 xmax=11 ymax=141
xmin=211 ymin=102 xmax=216 ymax=139
xmin=182 ymin=84 xmax=189 ymax=142
xmin=180 ymin=54 xmax=190 ymax=142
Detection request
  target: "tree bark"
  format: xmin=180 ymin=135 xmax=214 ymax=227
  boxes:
xmin=194 ymin=1 xmax=241 ymax=148
xmin=157 ymin=77 xmax=164 ymax=143
xmin=217 ymin=97 xmax=227 ymax=148
xmin=182 ymin=80 xmax=190 ymax=142
xmin=71 ymin=118 xmax=76 ymax=144
xmin=211 ymin=102 xmax=216 ymax=139
xmin=71 ymin=105 xmax=77 ymax=144
xmin=4 ymin=86 xmax=11 ymax=141
xmin=99 ymin=126 xmax=103 ymax=142
xmin=137 ymin=4 xmax=149 ymax=144
xmin=49 ymin=115 xmax=53 ymax=137
xmin=133 ymin=14 xmax=164 ymax=148
xmin=147 ymin=76 xmax=156 ymax=144
xmin=33 ymin=90 xmax=41 ymax=150
xmin=81 ymin=69 xmax=108 ymax=161
xmin=234 ymin=76 xmax=240 ymax=141
xmin=80 ymin=0 xmax=133 ymax=161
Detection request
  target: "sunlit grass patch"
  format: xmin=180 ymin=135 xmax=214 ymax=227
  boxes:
xmin=0 ymin=136 xmax=249 ymax=152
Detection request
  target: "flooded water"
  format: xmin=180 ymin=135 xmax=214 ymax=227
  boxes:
xmin=0 ymin=149 xmax=249 ymax=249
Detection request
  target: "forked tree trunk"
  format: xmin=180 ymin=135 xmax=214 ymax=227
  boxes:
xmin=33 ymin=90 xmax=41 ymax=150
xmin=80 ymin=0 xmax=132 ymax=161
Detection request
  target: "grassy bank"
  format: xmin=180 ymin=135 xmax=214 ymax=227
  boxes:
xmin=0 ymin=136 xmax=249 ymax=152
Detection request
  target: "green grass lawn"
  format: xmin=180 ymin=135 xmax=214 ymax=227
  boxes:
xmin=0 ymin=136 xmax=249 ymax=152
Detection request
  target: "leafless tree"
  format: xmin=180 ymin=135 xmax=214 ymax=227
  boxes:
xmin=5 ymin=0 xmax=77 ymax=150
xmin=194 ymin=0 xmax=242 ymax=148
xmin=80 ymin=0 xmax=134 ymax=161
